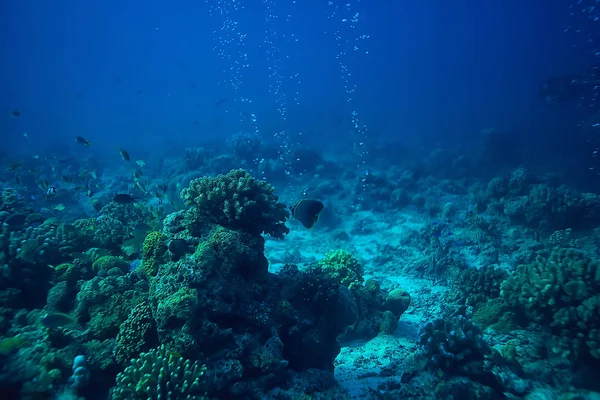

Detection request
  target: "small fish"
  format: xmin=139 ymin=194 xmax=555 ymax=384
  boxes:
xmin=118 ymin=148 xmax=130 ymax=161
xmin=90 ymin=198 xmax=103 ymax=211
xmin=7 ymin=161 xmax=22 ymax=172
xmin=289 ymin=199 xmax=324 ymax=229
xmin=46 ymin=187 xmax=57 ymax=196
xmin=135 ymin=160 xmax=146 ymax=168
xmin=10 ymin=110 xmax=20 ymax=117
xmin=113 ymin=193 xmax=138 ymax=204
xmin=40 ymin=312 xmax=76 ymax=328
xmin=85 ymin=183 xmax=94 ymax=197
xmin=23 ymin=132 xmax=28 ymax=138
xmin=215 ymin=98 xmax=229 ymax=107
xmin=53 ymin=204 xmax=66 ymax=211
xmin=76 ymin=136 xmax=92 ymax=147
xmin=36 ymin=179 xmax=49 ymax=190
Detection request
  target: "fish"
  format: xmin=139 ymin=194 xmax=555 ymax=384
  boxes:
xmin=215 ymin=98 xmax=229 ymax=107
xmin=40 ymin=312 xmax=77 ymax=328
xmin=118 ymin=148 xmax=130 ymax=161
xmin=53 ymin=204 xmax=66 ymax=211
xmin=113 ymin=193 xmax=138 ymax=204
xmin=136 ymin=160 xmax=146 ymax=168
xmin=7 ymin=161 xmax=22 ymax=172
xmin=46 ymin=187 xmax=57 ymax=196
xmin=85 ymin=183 xmax=94 ymax=197
xmin=36 ymin=179 xmax=49 ymax=190
xmin=90 ymin=198 xmax=103 ymax=212
xmin=289 ymin=199 xmax=324 ymax=229
xmin=10 ymin=110 xmax=20 ymax=117
xmin=156 ymin=183 xmax=167 ymax=194
xmin=76 ymin=136 xmax=92 ymax=147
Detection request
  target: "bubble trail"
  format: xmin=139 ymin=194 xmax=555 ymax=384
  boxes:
xmin=326 ymin=1 xmax=371 ymax=195
xmin=206 ymin=0 xmax=259 ymax=135
xmin=262 ymin=0 xmax=303 ymax=186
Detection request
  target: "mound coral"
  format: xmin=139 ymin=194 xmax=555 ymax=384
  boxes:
xmin=384 ymin=288 xmax=411 ymax=319
xmin=141 ymin=232 xmax=167 ymax=277
xmin=180 ymin=169 xmax=289 ymax=239
xmin=92 ymin=256 xmax=129 ymax=274
xmin=317 ymin=249 xmax=364 ymax=288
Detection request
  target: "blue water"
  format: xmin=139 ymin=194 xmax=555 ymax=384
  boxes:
xmin=2 ymin=1 xmax=600 ymax=399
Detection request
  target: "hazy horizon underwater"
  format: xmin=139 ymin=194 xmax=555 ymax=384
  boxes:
xmin=2 ymin=1 xmax=600 ymax=399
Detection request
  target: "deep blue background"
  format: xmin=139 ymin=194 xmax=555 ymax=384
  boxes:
xmin=0 ymin=0 xmax=591 ymax=165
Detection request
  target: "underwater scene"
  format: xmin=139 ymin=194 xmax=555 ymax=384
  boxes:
xmin=3 ymin=0 xmax=600 ymax=399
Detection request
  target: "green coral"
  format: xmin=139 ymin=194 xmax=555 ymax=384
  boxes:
xmin=180 ymin=169 xmax=289 ymax=239
xmin=317 ymin=249 xmax=364 ymax=288
xmin=92 ymin=256 xmax=130 ymax=273
xmin=193 ymin=226 xmax=268 ymax=278
xmin=501 ymin=247 xmax=600 ymax=360
xmin=142 ymin=231 xmax=167 ymax=276
xmin=114 ymin=300 xmax=157 ymax=365
xmin=112 ymin=345 xmax=208 ymax=400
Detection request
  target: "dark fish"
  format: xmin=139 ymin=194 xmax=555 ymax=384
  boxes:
xmin=76 ymin=136 xmax=92 ymax=147
xmin=169 ymin=239 xmax=188 ymax=257
xmin=113 ymin=193 xmax=138 ymax=204
xmin=135 ymin=89 xmax=143 ymax=95
xmin=10 ymin=110 xmax=20 ymax=117
xmin=215 ymin=98 xmax=229 ymax=107
xmin=7 ymin=161 xmax=22 ymax=172
xmin=41 ymin=312 xmax=76 ymax=328
xmin=85 ymin=183 xmax=94 ymax=197
xmin=289 ymin=199 xmax=324 ymax=229
xmin=118 ymin=148 xmax=130 ymax=161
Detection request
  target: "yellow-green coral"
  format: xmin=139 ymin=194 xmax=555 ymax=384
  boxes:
xmin=317 ymin=249 xmax=364 ymax=288
xmin=54 ymin=263 xmax=75 ymax=282
xmin=92 ymin=256 xmax=129 ymax=273
xmin=141 ymin=231 xmax=166 ymax=276
xmin=0 ymin=335 xmax=30 ymax=354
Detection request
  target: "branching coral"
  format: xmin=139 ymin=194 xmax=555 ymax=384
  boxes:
xmin=501 ymin=247 xmax=600 ymax=360
xmin=419 ymin=314 xmax=490 ymax=373
xmin=180 ymin=169 xmax=289 ymax=239
xmin=112 ymin=345 xmax=208 ymax=400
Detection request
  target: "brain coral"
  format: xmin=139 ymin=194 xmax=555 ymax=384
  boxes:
xmin=180 ymin=169 xmax=289 ymax=239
